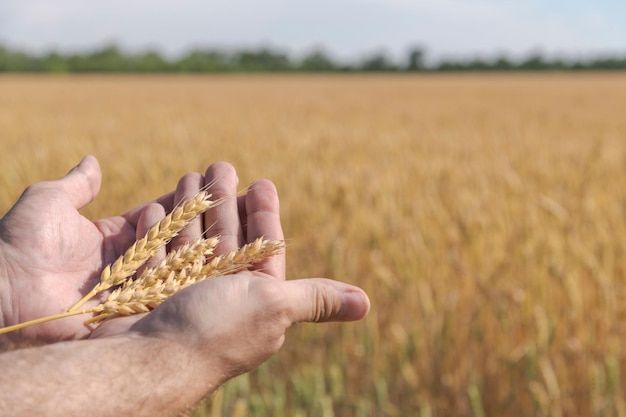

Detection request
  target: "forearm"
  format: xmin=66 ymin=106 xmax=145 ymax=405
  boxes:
xmin=0 ymin=333 xmax=223 ymax=417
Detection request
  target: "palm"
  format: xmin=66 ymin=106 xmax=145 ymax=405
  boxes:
xmin=0 ymin=182 xmax=138 ymax=341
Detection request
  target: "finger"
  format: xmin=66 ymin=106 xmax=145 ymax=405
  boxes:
xmin=170 ymin=172 xmax=205 ymax=251
xmin=237 ymin=194 xmax=247 ymax=238
xmin=282 ymin=279 xmax=370 ymax=323
xmin=119 ymin=190 xmax=175 ymax=231
xmin=56 ymin=154 xmax=102 ymax=209
xmin=204 ymin=162 xmax=244 ymax=255
xmin=135 ymin=203 xmax=167 ymax=273
xmin=244 ymin=179 xmax=285 ymax=279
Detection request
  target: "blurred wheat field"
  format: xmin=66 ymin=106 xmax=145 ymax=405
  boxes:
xmin=1 ymin=73 xmax=626 ymax=417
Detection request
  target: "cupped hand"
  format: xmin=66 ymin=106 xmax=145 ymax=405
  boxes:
xmin=0 ymin=156 xmax=284 ymax=343
xmin=95 ymin=161 xmax=370 ymax=379
xmin=128 ymin=271 xmax=370 ymax=382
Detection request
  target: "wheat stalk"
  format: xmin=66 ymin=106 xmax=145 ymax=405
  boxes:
xmin=68 ymin=190 xmax=219 ymax=312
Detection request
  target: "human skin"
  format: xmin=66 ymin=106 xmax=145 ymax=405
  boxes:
xmin=0 ymin=156 xmax=370 ymax=416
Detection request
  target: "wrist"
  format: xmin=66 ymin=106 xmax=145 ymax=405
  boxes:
xmin=129 ymin=315 xmax=234 ymax=398
xmin=144 ymin=330 xmax=226 ymax=381
xmin=146 ymin=334 xmax=227 ymax=412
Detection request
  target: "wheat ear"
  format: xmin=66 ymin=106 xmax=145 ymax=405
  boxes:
xmin=0 ymin=238 xmax=218 ymax=334
xmin=85 ymin=237 xmax=285 ymax=324
xmin=0 ymin=237 xmax=284 ymax=333
xmin=68 ymin=191 xmax=219 ymax=312
xmin=134 ymin=236 xmax=220 ymax=287
xmin=200 ymin=237 xmax=285 ymax=278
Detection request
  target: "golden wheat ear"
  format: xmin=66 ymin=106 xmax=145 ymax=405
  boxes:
xmin=0 ymin=237 xmax=285 ymax=334
xmin=0 ymin=191 xmax=285 ymax=335
xmin=85 ymin=237 xmax=285 ymax=325
xmin=68 ymin=190 xmax=220 ymax=312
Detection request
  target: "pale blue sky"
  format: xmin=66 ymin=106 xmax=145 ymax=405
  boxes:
xmin=0 ymin=0 xmax=624 ymax=62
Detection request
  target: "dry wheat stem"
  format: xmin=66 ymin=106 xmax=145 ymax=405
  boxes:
xmin=0 ymin=310 xmax=90 ymax=335
xmin=68 ymin=191 xmax=220 ymax=313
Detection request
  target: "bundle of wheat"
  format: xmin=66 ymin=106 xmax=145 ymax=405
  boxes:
xmin=0 ymin=190 xmax=284 ymax=334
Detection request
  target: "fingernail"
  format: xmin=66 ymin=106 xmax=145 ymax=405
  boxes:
xmin=339 ymin=291 xmax=369 ymax=321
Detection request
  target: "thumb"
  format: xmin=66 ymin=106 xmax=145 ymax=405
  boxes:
xmin=284 ymin=279 xmax=370 ymax=323
xmin=57 ymin=155 xmax=102 ymax=209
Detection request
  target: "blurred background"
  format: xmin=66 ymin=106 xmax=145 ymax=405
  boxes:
xmin=1 ymin=2 xmax=626 ymax=417
xmin=1 ymin=0 xmax=626 ymax=72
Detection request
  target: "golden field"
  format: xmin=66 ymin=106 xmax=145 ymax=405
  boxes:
xmin=1 ymin=73 xmax=626 ymax=416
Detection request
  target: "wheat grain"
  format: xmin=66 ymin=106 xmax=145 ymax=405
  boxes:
xmin=134 ymin=236 xmax=220 ymax=288
xmin=68 ymin=191 xmax=220 ymax=312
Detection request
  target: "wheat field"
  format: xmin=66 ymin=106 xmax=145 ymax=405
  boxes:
xmin=1 ymin=73 xmax=626 ymax=416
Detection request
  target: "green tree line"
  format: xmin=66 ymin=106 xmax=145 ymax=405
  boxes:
xmin=1 ymin=43 xmax=625 ymax=73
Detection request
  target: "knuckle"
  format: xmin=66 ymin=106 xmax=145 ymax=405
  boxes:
xmin=256 ymin=280 xmax=286 ymax=307
xmin=247 ymin=180 xmax=279 ymax=212
xmin=177 ymin=172 xmax=203 ymax=188
xmin=23 ymin=180 xmax=57 ymax=197
xmin=312 ymin=285 xmax=340 ymax=323
xmin=254 ymin=279 xmax=292 ymax=324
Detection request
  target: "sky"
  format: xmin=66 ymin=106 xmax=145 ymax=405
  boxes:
xmin=0 ymin=0 xmax=625 ymax=63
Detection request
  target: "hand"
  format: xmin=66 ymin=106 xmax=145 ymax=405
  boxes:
xmin=0 ymin=155 xmax=284 ymax=343
xmin=128 ymin=271 xmax=370 ymax=381
xmin=89 ymin=162 xmax=370 ymax=382
xmin=91 ymin=159 xmax=290 ymax=337
xmin=0 ymin=155 xmax=370 ymax=417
